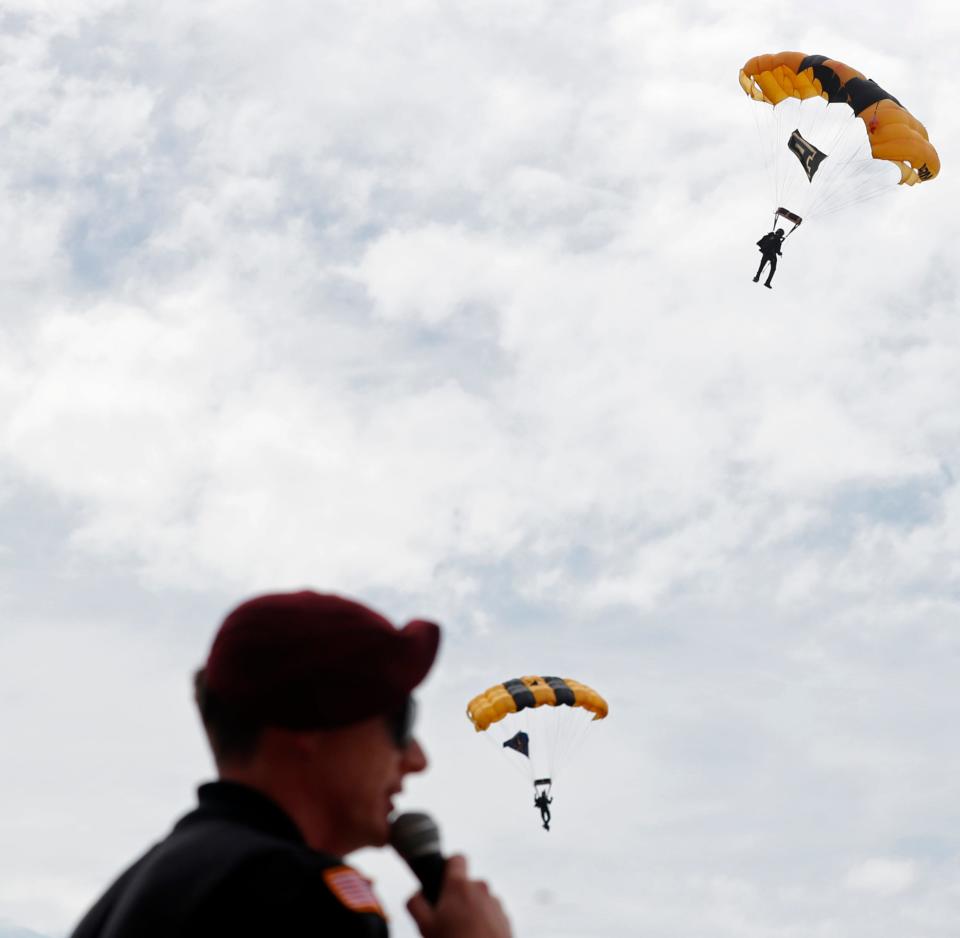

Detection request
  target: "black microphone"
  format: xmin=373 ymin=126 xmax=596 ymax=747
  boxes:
xmin=390 ymin=811 xmax=447 ymax=905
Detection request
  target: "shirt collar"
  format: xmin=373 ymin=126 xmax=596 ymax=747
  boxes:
xmin=191 ymin=779 xmax=307 ymax=845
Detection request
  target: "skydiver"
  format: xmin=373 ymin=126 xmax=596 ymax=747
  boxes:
xmin=753 ymin=227 xmax=785 ymax=288
xmin=533 ymin=790 xmax=553 ymax=831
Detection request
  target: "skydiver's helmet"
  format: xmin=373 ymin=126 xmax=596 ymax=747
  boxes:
xmin=775 ymin=228 xmax=785 ymax=237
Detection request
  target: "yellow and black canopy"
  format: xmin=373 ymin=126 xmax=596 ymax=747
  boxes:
xmin=740 ymin=51 xmax=939 ymax=186
xmin=466 ymin=675 xmax=608 ymax=732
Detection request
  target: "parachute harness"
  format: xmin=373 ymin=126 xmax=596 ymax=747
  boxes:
xmin=772 ymin=207 xmax=802 ymax=239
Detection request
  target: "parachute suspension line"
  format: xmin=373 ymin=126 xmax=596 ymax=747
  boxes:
xmin=803 ymin=114 xmax=872 ymax=217
xmin=780 ymin=95 xmax=885 ymax=222
xmin=810 ymin=185 xmax=894 ymax=219
xmin=772 ymin=95 xmax=869 ymax=221
xmin=806 ymin=96 xmax=831 ymax=145
xmin=774 ymin=100 xmax=787 ymax=208
xmin=751 ymin=91 xmax=777 ymax=200
xmin=749 ymin=80 xmax=779 ymax=209
xmin=805 ymin=146 xmax=891 ymax=220
xmin=548 ymin=702 xmax=564 ymax=778
xmin=550 ymin=708 xmax=572 ymax=783
xmin=549 ymin=706 xmax=594 ymax=786
xmin=779 ymin=100 xmax=810 ymax=217
xmin=813 ymin=101 xmax=853 ymax=152
xmin=808 ymin=175 xmax=891 ymax=219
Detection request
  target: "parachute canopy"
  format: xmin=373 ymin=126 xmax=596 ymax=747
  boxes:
xmin=740 ymin=52 xmax=939 ymax=186
xmin=740 ymin=52 xmax=940 ymax=186
xmin=467 ymin=675 xmax=608 ymax=825
xmin=466 ymin=675 xmax=608 ymax=732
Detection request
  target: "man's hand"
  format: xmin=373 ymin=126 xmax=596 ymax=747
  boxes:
xmin=406 ymin=855 xmax=512 ymax=938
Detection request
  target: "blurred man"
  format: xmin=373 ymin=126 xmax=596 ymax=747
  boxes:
xmin=69 ymin=591 xmax=512 ymax=938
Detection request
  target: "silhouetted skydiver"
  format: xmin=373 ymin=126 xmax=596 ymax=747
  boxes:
xmin=753 ymin=228 xmax=785 ymax=288
xmin=534 ymin=791 xmax=553 ymax=831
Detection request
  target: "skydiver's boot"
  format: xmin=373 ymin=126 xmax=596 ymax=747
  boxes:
xmin=764 ymin=281 xmax=773 ymax=288
xmin=752 ymin=276 xmax=759 ymax=282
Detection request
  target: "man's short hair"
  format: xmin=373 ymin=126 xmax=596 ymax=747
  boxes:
xmin=193 ymin=668 xmax=264 ymax=764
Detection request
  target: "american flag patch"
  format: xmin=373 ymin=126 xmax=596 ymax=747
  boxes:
xmin=322 ymin=866 xmax=385 ymax=917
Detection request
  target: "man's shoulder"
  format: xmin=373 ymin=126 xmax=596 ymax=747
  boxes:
xmin=168 ymin=811 xmax=389 ymax=931
xmin=71 ymin=809 xmax=388 ymax=937
xmin=159 ymin=804 xmax=335 ymax=897
xmin=196 ymin=846 xmax=389 ymax=935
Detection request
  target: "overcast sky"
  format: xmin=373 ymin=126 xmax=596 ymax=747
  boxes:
xmin=2 ymin=2 xmax=959 ymax=936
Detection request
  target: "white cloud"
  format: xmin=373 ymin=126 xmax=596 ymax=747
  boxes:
xmin=2 ymin=2 xmax=960 ymax=936
xmin=845 ymin=858 xmax=918 ymax=896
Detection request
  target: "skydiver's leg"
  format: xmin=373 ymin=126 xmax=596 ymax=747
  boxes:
xmin=764 ymin=255 xmax=777 ymax=287
xmin=754 ymin=257 xmax=768 ymax=282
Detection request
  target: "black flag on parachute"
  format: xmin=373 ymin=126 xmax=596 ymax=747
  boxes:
xmin=502 ymin=730 xmax=530 ymax=758
xmin=788 ymin=129 xmax=828 ymax=182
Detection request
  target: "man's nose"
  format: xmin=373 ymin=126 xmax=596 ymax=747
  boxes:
xmin=401 ymin=737 xmax=428 ymax=774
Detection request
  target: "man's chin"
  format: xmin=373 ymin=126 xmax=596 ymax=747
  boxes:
xmin=367 ymin=815 xmax=391 ymax=848
xmin=340 ymin=823 xmax=390 ymax=856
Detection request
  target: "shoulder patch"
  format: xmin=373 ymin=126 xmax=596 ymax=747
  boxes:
xmin=322 ymin=865 xmax=386 ymax=918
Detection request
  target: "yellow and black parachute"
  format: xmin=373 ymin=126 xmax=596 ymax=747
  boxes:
xmin=739 ymin=52 xmax=939 ymax=224
xmin=467 ymin=675 xmax=607 ymax=731
xmin=467 ymin=676 xmax=607 ymax=823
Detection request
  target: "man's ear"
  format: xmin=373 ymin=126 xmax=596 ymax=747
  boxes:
xmin=283 ymin=727 xmax=324 ymax=756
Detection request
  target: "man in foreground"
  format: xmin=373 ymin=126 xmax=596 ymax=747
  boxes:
xmin=69 ymin=590 xmax=513 ymax=938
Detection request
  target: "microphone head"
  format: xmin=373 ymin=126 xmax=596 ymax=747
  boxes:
xmin=390 ymin=811 xmax=442 ymax=860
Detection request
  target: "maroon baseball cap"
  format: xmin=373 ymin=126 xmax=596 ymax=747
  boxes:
xmin=201 ymin=591 xmax=441 ymax=730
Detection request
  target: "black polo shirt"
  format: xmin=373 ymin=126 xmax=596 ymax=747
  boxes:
xmin=70 ymin=781 xmax=390 ymax=937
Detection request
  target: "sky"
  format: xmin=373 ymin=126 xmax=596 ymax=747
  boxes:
xmin=1 ymin=1 xmax=959 ymax=936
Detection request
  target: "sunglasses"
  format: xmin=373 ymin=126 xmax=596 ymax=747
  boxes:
xmin=385 ymin=697 xmax=417 ymax=749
